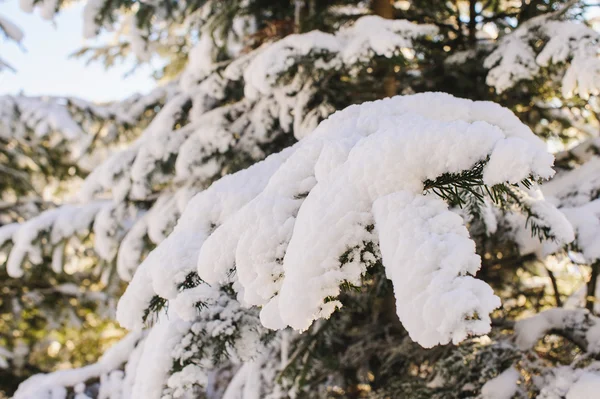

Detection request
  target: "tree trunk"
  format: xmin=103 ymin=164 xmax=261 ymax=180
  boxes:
xmin=371 ymin=0 xmax=396 ymax=97
xmin=468 ymin=0 xmax=477 ymax=46
xmin=372 ymin=0 xmax=394 ymax=19
xmin=586 ymin=261 xmax=600 ymax=313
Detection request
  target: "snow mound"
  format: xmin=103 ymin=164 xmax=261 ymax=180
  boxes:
xmin=118 ymin=92 xmax=563 ymax=348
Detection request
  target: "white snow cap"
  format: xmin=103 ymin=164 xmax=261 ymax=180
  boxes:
xmin=481 ymin=367 xmax=520 ymax=399
xmin=243 ymin=15 xmax=437 ymax=99
xmin=118 ymin=92 xmax=562 ymax=348
xmin=484 ymin=15 xmax=600 ymax=98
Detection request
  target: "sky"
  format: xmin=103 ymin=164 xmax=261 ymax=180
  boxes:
xmin=0 ymin=0 xmax=157 ymax=102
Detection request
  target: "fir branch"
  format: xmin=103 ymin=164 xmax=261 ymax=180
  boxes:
xmin=142 ymin=295 xmax=168 ymax=325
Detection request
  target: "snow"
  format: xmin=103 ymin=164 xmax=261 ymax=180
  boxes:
xmin=0 ymin=56 xmax=14 ymax=72
xmin=483 ymin=12 xmax=546 ymax=92
xmin=0 ymin=223 xmax=19 ymax=249
xmin=12 ymin=331 xmax=142 ymax=399
xmin=130 ymin=287 xmax=268 ymax=399
xmin=538 ymin=21 xmax=600 ymax=99
xmin=0 ymin=96 xmax=84 ymax=142
xmin=560 ymin=201 xmax=600 ymax=262
xmin=179 ymin=34 xmax=217 ymax=88
xmin=566 ymin=372 xmax=600 ymax=399
xmin=524 ymin=186 xmax=575 ymax=244
xmin=516 ymin=146 xmax=600 ymax=263
xmin=514 ymin=308 xmax=600 ymax=353
xmin=18 ymin=0 xmax=58 ymax=20
xmin=77 ymin=15 xmax=436 ymax=211
xmin=118 ymin=92 xmax=561 ymax=349
xmin=82 ymin=0 xmax=105 ymax=39
xmin=374 ymin=192 xmax=500 ymax=347
xmin=538 ymin=366 xmax=581 ymax=399
xmin=243 ymin=30 xmax=341 ymax=99
xmin=243 ymin=16 xmax=437 ymax=99
xmin=0 ymin=14 xmax=24 ymax=43
xmin=38 ymin=0 xmax=58 ymax=20
xmin=80 ymin=92 xmax=191 ymax=202
xmin=2 ymin=202 xmax=107 ymax=278
xmin=0 ymin=87 xmax=174 ymax=172
xmin=483 ymin=15 xmax=600 ymax=98
xmin=117 ymin=212 xmax=149 ymax=281
xmin=129 ymin=314 xmax=190 ymax=399
xmin=586 ymin=322 xmax=600 ymax=355
xmin=7 ymin=7 xmax=598 ymax=395
xmin=481 ymin=367 xmax=520 ymax=399
xmin=19 ymin=0 xmax=34 ymax=13
xmin=537 ymin=367 xmax=600 ymax=399
xmin=93 ymin=203 xmax=134 ymax=261
xmin=339 ymin=15 xmax=438 ymax=64
xmin=445 ymin=49 xmax=478 ymax=65
xmin=4 ymin=5 xmax=600 ymax=399
xmin=0 ymin=346 xmax=13 ymax=369
xmin=116 ymin=148 xmax=294 ymax=330
xmin=128 ymin=15 xmax=152 ymax=62
xmin=166 ymin=364 xmax=208 ymax=398
xmin=543 ymin=157 xmax=600 ymax=208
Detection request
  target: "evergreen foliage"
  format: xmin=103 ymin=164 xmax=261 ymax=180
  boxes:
xmin=2 ymin=0 xmax=600 ymax=398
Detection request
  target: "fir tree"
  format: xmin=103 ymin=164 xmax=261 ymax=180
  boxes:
xmin=3 ymin=1 xmax=600 ymax=398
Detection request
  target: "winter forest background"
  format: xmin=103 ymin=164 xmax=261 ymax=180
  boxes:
xmin=2 ymin=0 xmax=600 ymax=398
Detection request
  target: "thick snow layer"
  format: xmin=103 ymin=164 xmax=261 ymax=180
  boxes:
xmin=481 ymin=367 xmax=520 ymax=399
xmin=129 ymin=314 xmax=191 ymax=399
xmin=116 ymin=149 xmax=294 ymax=329
xmin=118 ymin=92 xmax=561 ymax=348
xmin=243 ymin=16 xmax=437 ymax=99
xmin=374 ymin=192 xmax=500 ymax=346
xmin=339 ymin=15 xmax=437 ymax=63
xmin=483 ymin=15 xmax=600 ymax=98
xmin=484 ymin=15 xmax=542 ymax=94
xmin=522 ymin=151 xmax=600 ymax=262
xmin=243 ymin=30 xmax=340 ymax=98
xmin=117 ymin=288 xmax=269 ymax=399
xmin=78 ymin=15 xmax=436 ymax=210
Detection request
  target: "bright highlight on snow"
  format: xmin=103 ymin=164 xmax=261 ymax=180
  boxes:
xmin=117 ymin=92 xmax=569 ymax=349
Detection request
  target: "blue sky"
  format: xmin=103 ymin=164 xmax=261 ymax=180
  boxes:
xmin=0 ymin=1 xmax=157 ymax=102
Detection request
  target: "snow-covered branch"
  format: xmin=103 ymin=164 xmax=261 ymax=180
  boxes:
xmin=484 ymin=12 xmax=600 ymax=98
xmin=118 ymin=92 xmax=570 ymax=350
